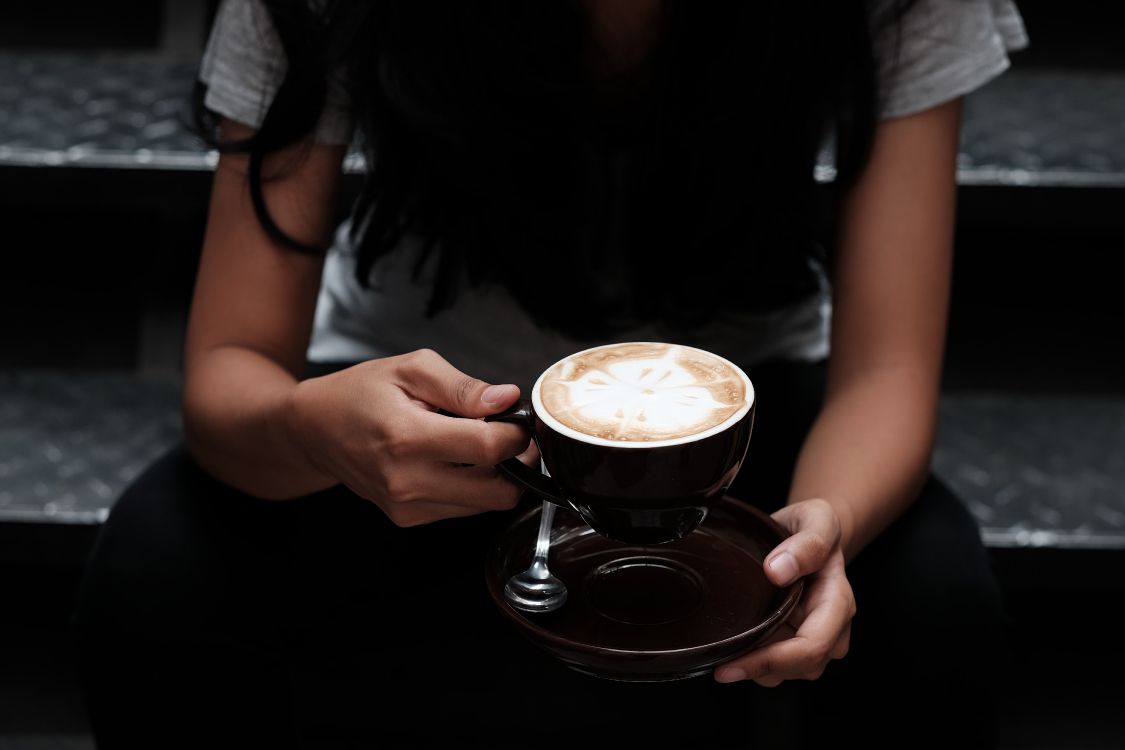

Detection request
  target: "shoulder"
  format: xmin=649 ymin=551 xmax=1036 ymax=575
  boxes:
xmin=199 ymin=0 xmax=355 ymax=145
xmin=199 ymin=0 xmax=285 ymax=129
xmin=873 ymin=0 xmax=1029 ymax=120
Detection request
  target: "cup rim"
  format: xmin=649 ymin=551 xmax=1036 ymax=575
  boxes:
xmin=530 ymin=342 xmax=755 ymax=449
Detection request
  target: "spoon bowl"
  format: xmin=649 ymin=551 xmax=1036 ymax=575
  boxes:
xmin=504 ymin=499 xmax=568 ymax=613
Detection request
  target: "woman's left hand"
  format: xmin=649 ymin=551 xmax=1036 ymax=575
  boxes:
xmin=714 ymin=497 xmax=856 ymax=687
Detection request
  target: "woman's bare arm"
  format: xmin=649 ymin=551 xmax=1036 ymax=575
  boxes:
xmin=183 ymin=120 xmax=530 ymax=521
xmin=182 ymin=119 xmax=345 ymax=498
xmin=715 ymin=98 xmax=961 ymax=686
xmin=789 ymin=98 xmax=961 ymax=561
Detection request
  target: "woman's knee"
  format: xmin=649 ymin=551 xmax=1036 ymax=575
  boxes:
xmin=862 ymin=479 xmax=1000 ymax=597
xmin=847 ymin=476 xmax=1008 ymax=669
xmin=72 ymin=448 xmax=349 ymax=742
xmin=73 ymin=445 xmax=290 ymax=639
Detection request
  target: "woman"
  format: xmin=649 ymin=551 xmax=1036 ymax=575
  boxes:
xmin=76 ymin=1 xmax=1026 ymax=746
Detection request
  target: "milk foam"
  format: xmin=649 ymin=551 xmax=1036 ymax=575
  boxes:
xmin=537 ymin=343 xmax=748 ymax=443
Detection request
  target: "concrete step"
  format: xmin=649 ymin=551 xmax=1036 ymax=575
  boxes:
xmin=2 ymin=54 xmax=1123 ymax=194
xmin=2 ymin=370 xmax=1123 ymax=552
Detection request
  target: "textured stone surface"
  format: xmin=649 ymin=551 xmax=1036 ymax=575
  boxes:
xmin=0 ymin=371 xmax=180 ymax=524
xmin=935 ymin=394 xmax=1125 ymax=549
xmin=959 ymin=70 xmax=1125 ymax=187
xmin=0 ymin=54 xmax=209 ymax=170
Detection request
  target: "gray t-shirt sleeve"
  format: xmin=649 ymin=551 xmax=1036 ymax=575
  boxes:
xmin=876 ymin=0 xmax=1029 ymax=120
xmin=198 ymin=0 xmax=354 ymax=145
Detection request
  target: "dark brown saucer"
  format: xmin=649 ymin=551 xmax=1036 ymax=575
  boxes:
xmin=485 ymin=496 xmax=802 ymax=682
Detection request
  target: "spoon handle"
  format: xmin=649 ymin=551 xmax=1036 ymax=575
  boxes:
xmin=529 ymin=500 xmax=557 ymax=581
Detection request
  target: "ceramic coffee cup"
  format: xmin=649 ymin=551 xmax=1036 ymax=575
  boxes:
xmin=486 ymin=343 xmax=755 ymax=544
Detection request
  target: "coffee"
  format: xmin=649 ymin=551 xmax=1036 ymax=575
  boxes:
xmin=537 ymin=343 xmax=747 ymax=444
xmin=486 ymin=342 xmax=755 ymax=544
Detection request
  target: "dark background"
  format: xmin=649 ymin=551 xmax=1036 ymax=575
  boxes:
xmin=1 ymin=1 xmax=1124 ymax=748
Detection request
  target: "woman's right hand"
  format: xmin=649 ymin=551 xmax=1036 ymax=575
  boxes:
xmin=283 ymin=348 xmax=536 ymax=527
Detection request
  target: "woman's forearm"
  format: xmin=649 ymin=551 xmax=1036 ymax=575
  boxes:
xmin=183 ymin=346 xmax=337 ymax=500
xmin=787 ymin=364 xmax=939 ymax=562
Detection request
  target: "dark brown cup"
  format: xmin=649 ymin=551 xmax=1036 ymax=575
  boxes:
xmin=487 ymin=345 xmax=755 ymax=545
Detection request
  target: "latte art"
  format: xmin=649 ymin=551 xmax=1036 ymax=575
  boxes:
xmin=538 ymin=343 xmax=747 ymax=443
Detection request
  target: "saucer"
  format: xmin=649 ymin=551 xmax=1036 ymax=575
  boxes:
xmin=485 ymin=496 xmax=802 ymax=682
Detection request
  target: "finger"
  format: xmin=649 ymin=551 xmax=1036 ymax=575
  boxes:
xmin=791 ymin=630 xmax=852 ymax=683
xmin=789 ymin=597 xmax=809 ymax=625
xmin=516 ymin=440 xmax=541 ymax=465
xmin=713 ymin=621 xmax=794 ymax=685
xmin=407 ymin=410 xmax=532 ymax=466
xmin=375 ymin=497 xmax=494 ymax=528
xmin=761 ymin=621 xmax=797 ymax=647
xmin=388 ymin=463 xmax=526 ymax=511
xmin=714 ymin=589 xmax=852 ymax=683
xmin=429 ymin=464 xmax=526 ymax=510
xmin=830 ymin=624 xmax=851 ymax=660
xmin=394 ymin=348 xmax=521 ymax=418
xmin=765 ymin=500 xmax=842 ymax=587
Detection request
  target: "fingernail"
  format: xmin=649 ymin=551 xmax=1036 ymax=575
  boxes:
xmin=768 ymin=552 xmax=799 ymax=586
xmin=716 ymin=668 xmax=746 ymax=684
xmin=481 ymin=384 xmax=513 ymax=406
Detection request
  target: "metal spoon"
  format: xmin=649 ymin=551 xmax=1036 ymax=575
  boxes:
xmin=504 ymin=499 xmax=568 ymax=613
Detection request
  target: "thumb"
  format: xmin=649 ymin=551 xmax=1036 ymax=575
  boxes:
xmin=398 ymin=349 xmax=521 ymax=418
xmin=764 ymin=499 xmax=840 ymax=587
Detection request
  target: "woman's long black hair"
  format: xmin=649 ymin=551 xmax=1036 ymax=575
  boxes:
xmin=196 ymin=0 xmax=914 ymax=340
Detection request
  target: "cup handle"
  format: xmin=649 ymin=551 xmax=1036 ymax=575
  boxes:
xmin=484 ymin=399 xmax=568 ymax=505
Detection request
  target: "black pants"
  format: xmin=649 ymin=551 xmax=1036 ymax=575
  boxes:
xmin=74 ymin=361 xmax=1008 ymax=748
